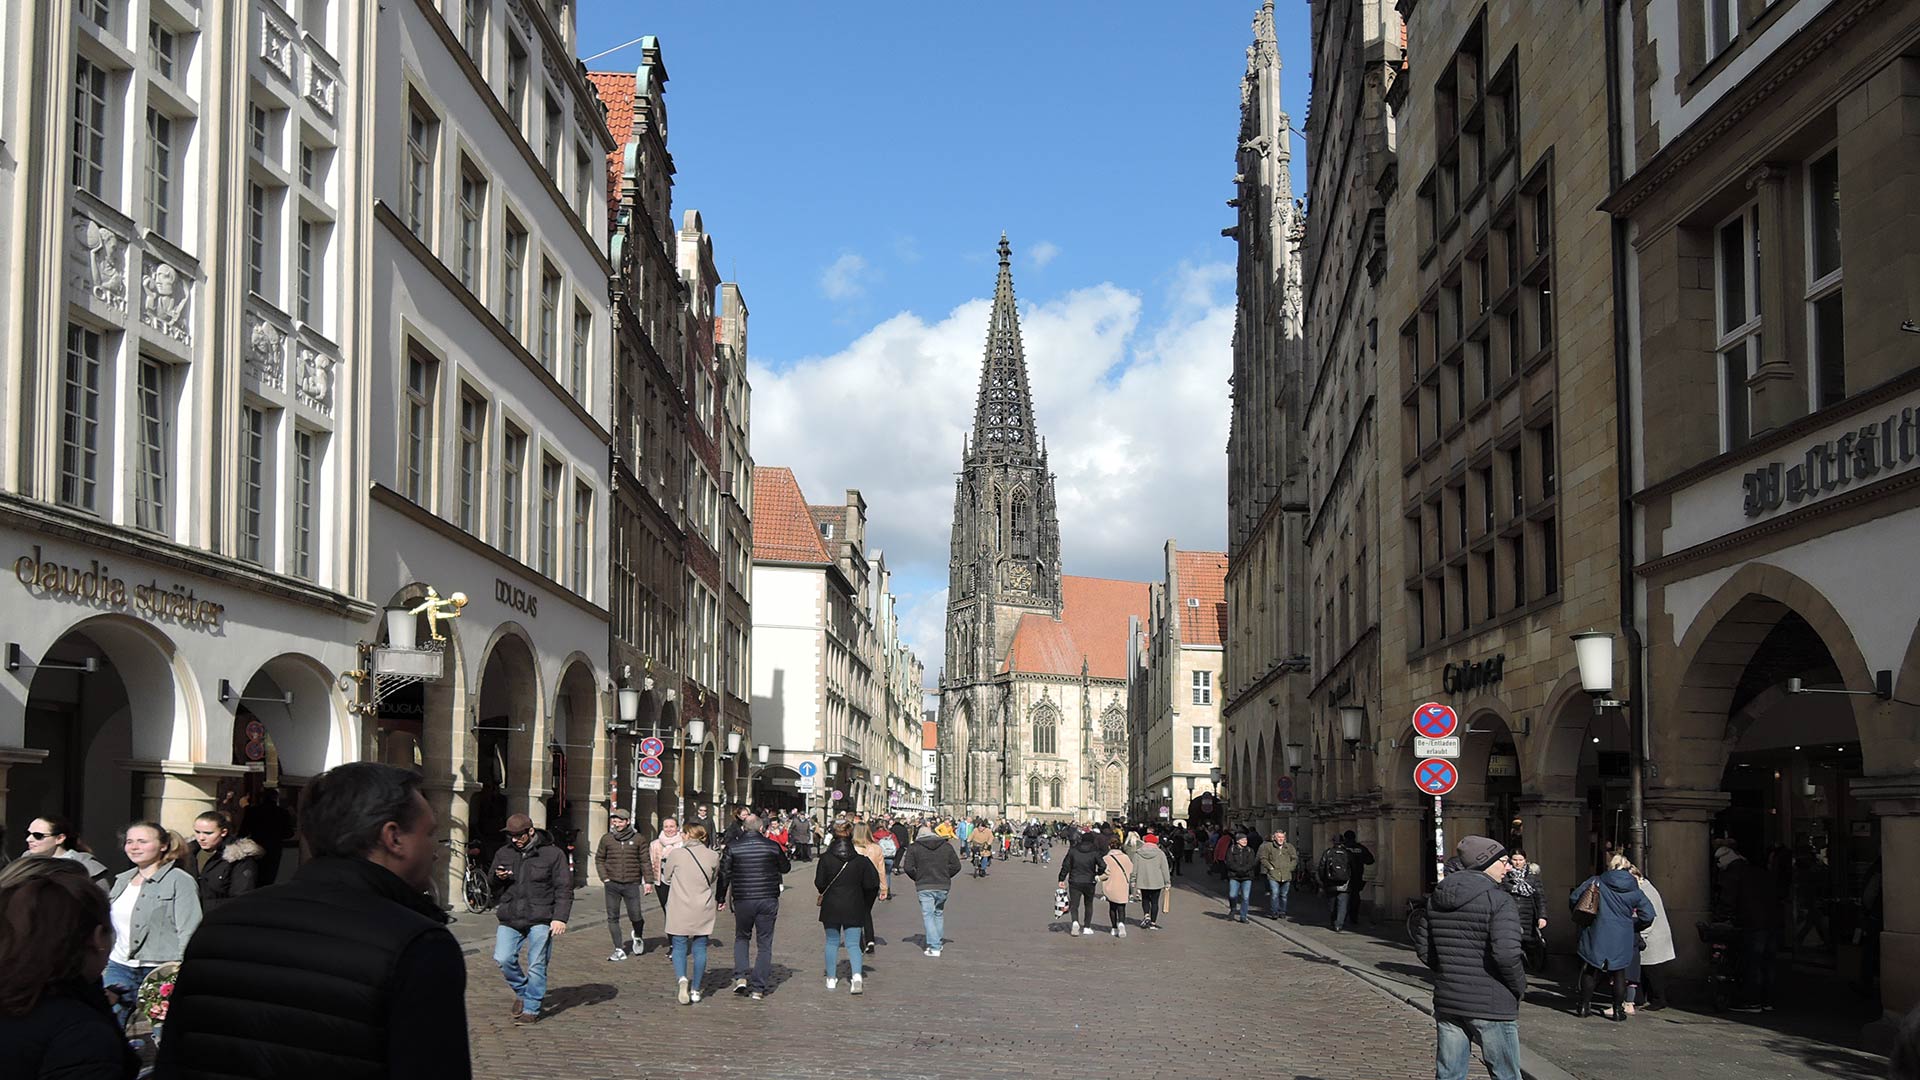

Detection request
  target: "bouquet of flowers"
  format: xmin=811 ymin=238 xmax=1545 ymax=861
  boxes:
xmin=1053 ymin=884 xmax=1069 ymax=918
xmin=136 ymin=962 xmax=181 ymax=1029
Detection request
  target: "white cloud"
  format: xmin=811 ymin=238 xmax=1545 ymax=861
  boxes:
xmin=1028 ymin=240 xmax=1061 ymax=268
xmin=750 ymin=261 xmax=1232 ymax=673
xmin=818 ymin=253 xmax=870 ymax=301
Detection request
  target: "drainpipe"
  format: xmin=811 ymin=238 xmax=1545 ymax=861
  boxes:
xmin=1603 ymin=0 xmax=1649 ymax=869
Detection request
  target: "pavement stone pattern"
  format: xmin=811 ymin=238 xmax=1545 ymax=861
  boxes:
xmin=457 ymin=844 xmax=1439 ymax=1079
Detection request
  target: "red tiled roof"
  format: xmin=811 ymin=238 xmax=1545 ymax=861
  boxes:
xmin=808 ymin=505 xmax=847 ymax=542
xmin=1002 ymin=575 xmax=1150 ymax=680
xmin=1174 ymin=551 xmax=1229 ymax=647
xmin=583 ymin=71 xmax=635 ymax=224
xmin=752 ymin=467 xmax=833 ymax=564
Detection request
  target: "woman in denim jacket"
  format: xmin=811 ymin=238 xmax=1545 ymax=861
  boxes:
xmin=104 ymin=822 xmax=202 ymax=1027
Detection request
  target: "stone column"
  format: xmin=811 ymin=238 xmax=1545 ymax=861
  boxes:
xmin=1744 ymin=163 xmax=1805 ymax=438
xmin=1644 ymin=788 xmax=1730 ymax=974
xmin=1355 ymin=811 xmax=1383 ymax=926
xmin=421 ymin=777 xmax=474 ymax=911
xmin=132 ymin=763 xmax=243 ymax=835
xmin=1851 ymin=775 xmax=1920 ymax=1023
xmin=1516 ymin=796 xmax=1586 ymax=954
xmin=1440 ymin=800 xmax=1494 ymax=863
xmin=0 ymin=747 xmax=51 ymax=827
xmin=1378 ymin=802 xmax=1429 ymax=922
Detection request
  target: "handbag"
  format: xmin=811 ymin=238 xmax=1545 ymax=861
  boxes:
xmin=1574 ymin=879 xmax=1601 ymax=922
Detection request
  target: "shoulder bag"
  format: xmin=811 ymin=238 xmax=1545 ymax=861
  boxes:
xmin=817 ymin=856 xmax=849 ymax=907
xmin=1574 ymin=878 xmax=1601 ymax=922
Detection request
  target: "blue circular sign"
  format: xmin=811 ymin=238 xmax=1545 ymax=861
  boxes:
xmin=639 ymin=737 xmax=665 ymax=759
xmin=1413 ymin=702 xmax=1459 ymax=740
xmin=638 ymin=756 xmax=664 ymax=778
xmin=1415 ymin=758 xmax=1458 ymax=795
xmin=797 ymin=761 xmax=818 ymax=777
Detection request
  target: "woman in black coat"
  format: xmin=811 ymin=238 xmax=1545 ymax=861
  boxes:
xmin=816 ymin=824 xmax=880 ymax=994
xmin=0 ymin=858 xmax=139 ymax=1079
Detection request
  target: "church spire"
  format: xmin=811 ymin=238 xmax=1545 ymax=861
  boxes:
xmin=971 ymin=233 xmax=1039 ymax=461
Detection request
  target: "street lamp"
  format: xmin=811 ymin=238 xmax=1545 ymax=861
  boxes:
xmin=725 ymin=730 xmax=742 ymax=757
xmin=1570 ymin=631 xmax=1617 ymax=701
xmin=756 ymin=743 xmax=770 ymax=765
xmin=616 ymin=686 xmax=640 ymax=730
xmin=1339 ymin=704 xmax=1367 ymax=747
xmin=687 ymin=718 xmax=707 ymax=746
xmin=1285 ymin=742 xmax=1304 ymax=774
xmin=1570 ymin=628 xmax=1642 ymax=864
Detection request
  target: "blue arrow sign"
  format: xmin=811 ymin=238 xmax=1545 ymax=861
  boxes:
xmin=1413 ymin=702 xmax=1459 ymax=740
xmin=1415 ymin=758 xmax=1458 ymax=795
xmin=797 ymin=761 xmax=818 ymax=777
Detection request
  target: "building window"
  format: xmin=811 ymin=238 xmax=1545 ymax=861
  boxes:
xmin=458 ymin=160 xmax=485 ymax=293
xmin=1715 ymin=205 xmax=1761 ymax=449
xmin=571 ymin=482 xmax=591 ymax=594
xmin=1506 ymin=446 xmax=1524 ymax=518
xmin=570 ymin=301 xmax=590 ymax=400
xmin=461 ymin=0 xmax=485 ymax=61
xmin=1191 ymin=669 xmax=1212 ymax=706
xmin=72 ymin=57 xmax=110 ymax=196
xmin=537 ymin=457 xmax=560 ymax=580
xmin=539 ymin=263 xmax=559 ymax=367
xmin=1705 ymin=0 xmax=1736 ymax=59
xmin=506 ymin=35 xmax=528 ymax=122
xmin=404 ymin=349 xmax=436 ymax=504
xmin=1029 ymin=776 xmax=1042 ymax=806
xmin=59 ymin=324 xmax=105 ymax=512
xmin=542 ymin=92 xmax=563 ymax=178
xmin=77 ymin=0 xmax=113 ymax=30
xmin=458 ymin=389 xmax=485 ymax=533
xmin=1538 ymin=424 xmax=1556 ymax=500
xmin=1191 ymin=725 xmax=1213 ymax=764
xmin=292 ymin=428 xmax=317 ymax=580
xmin=299 ymin=141 xmax=331 ymax=193
xmin=502 ymin=216 xmax=527 ymax=336
xmin=501 ymin=425 xmax=525 ymax=556
xmin=148 ymin=20 xmax=177 ymax=79
xmin=131 ymin=356 xmax=172 ymax=533
xmin=1050 ymin=776 xmax=1063 ymax=807
xmin=239 ymin=404 xmax=268 ymax=563
xmin=574 ymin=143 xmax=592 ymax=217
xmin=246 ymin=181 xmax=270 ymax=296
xmin=1806 ymin=150 xmax=1845 ymax=409
xmin=405 ymin=98 xmax=437 ymax=242
xmin=295 ymin=218 xmax=324 ymax=325
xmin=249 ymin=103 xmax=270 ymax=157
xmin=144 ymin=109 xmax=174 ymax=238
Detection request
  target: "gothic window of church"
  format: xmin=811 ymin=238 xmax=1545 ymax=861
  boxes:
xmin=1100 ymin=701 xmax=1125 ymax=748
xmin=1032 ymin=700 xmax=1057 ymax=755
xmin=1050 ymin=776 xmax=1063 ymax=807
xmin=1029 ymin=775 xmax=1041 ymax=806
xmin=1010 ymin=490 xmax=1031 ymax=556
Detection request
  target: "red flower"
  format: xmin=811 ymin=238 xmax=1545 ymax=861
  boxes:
xmin=159 ymin=983 xmax=173 ymax=998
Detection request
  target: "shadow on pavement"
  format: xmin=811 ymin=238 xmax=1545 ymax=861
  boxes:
xmin=539 ymin=983 xmax=618 ymax=1018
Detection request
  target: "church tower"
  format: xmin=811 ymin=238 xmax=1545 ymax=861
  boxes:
xmin=938 ymin=235 xmax=1063 ymax=813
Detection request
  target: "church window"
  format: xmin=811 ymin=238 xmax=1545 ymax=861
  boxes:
xmin=1049 ymin=776 xmax=1063 ymax=807
xmin=1032 ymin=701 xmax=1057 ymax=755
xmin=1029 ymin=776 xmax=1041 ymax=806
xmin=1010 ymin=491 xmax=1031 ymax=556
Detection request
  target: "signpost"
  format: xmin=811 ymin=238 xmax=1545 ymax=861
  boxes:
xmin=797 ymin=761 xmax=818 ymax=778
xmin=1411 ymin=702 xmax=1462 ymax=881
xmin=1275 ymin=775 xmax=1296 ymax=813
xmin=635 ymin=777 xmax=663 ymax=791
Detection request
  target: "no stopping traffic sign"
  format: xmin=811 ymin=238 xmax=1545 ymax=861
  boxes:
xmin=1415 ymin=758 xmax=1459 ymax=796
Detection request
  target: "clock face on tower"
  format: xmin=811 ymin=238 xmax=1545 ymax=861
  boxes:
xmin=1006 ymin=562 xmax=1033 ymax=592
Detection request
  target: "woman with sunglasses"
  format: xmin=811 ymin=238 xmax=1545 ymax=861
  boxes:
xmin=23 ymin=816 xmax=113 ymax=892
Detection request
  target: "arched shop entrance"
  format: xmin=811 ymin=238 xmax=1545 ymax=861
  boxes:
xmin=472 ymin=630 xmax=540 ymax=867
xmin=549 ymin=658 xmax=600 ymax=886
xmin=221 ymin=654 xmax=347 ymax=886
xmin=9 ymin=614 xmax=198 ymax=860
xmin=753 ymin=764 xmax=803 ymax=812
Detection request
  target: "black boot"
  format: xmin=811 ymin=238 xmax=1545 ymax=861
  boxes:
xmin=1575 ymin=981 xmax=1593 ymax=1018
xmin=1610 ymin=1001 xmax=1627 ymax=1022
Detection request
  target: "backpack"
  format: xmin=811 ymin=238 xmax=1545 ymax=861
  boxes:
xmin=879 ymin=836 xmax=898 ymax=857
xmin=1319 ymin=845 xmax=1351 ymax=886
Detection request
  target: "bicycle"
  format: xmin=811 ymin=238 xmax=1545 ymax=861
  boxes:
xmin=1406 ymin=895 xmax=1429 ymax=943
xmin=447 ymin=839 xmax=494 ymax=914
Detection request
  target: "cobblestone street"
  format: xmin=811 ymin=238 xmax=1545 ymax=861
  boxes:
xmin=457 ymin=849 xmax=1437 ymax=1079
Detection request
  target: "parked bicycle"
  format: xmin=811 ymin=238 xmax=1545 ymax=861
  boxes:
xmin=1697 ymin=921 xmax=1741 ymax=1011
xmin=445 ymin=839 xmax=493 ymax=914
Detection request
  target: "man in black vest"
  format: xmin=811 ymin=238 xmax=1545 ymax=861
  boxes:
xmin=154 ymin=762 xmax=469 ymax=1079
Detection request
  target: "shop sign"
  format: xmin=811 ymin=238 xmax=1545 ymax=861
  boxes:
xmin=1442 ymin=654 xmax=1504 ymax=695
xmin=13 ymin=545 xmax=226 ymax=630
xmin=1743 ymin=405 xmax=1920 ymax=518
xmin=1487 ymin=753 xmax=1520 ymax=778
xmin=494 ymin=578 xmax=538 ymax=617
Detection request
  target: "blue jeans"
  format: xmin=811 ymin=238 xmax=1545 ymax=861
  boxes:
xmin=732 ymin=897 xmax=778 ymax=992
xmin=824 ymin=925 xmax=864 ymax=977
xmin=1333 ymin=890 xmax=1355 ymax=929
xmin=103 ymin=959 xmax=162 ymax=1029
xmin=1227 ymin=878 xmax=1252 ymax=918
xmin=493 ymin=924 xmax=553 ymax=1016
xmin=1267 ymin=878 xmax=1291 ymax=916
xmin=670 ymin=934 xmax=709 ymax=988
xmin=1435 ymin=1015 xmax=1522 ymax=1080
xmin=918 ymin=889 xmax=949 ymax=950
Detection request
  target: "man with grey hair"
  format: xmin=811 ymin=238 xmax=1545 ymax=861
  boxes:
xmin=154 ymin=762 xmax=470 ymax=1078
xmin=718 ymin=813 xmax=789 ymax=999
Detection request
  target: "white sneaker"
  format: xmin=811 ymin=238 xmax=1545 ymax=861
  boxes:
xmin=1082 ymin=927 xmax=1097 ymax=936
xmin=1109 ymin=927 xmax=1118 ymax=937
xmin=631 ymin=936 xmax=645 ymax=956
xmin=689 ymin=989 xmax=702 ymax=1003
xmin=609 ymin=947 xmax=628 ymax=961
xmin=677 ymin=977 xmax=690 ymax=1005
xmin=1070 ymin=920 xmax=1081 ymax=935
xmin=825 ymin=977 xmax=838 ymax=990
xmin=928 ymin=949 xmax=941 ymax=957
xmin=850 ymin=974 xmax=864 ymax=995
xmin=1117 ymin=924 xmax=1127 ymax=938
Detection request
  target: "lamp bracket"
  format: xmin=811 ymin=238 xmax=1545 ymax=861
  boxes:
xmin=6 ymin=644 xmax=99 ymax=674
xmin=219 ymin=679 xmax=294 ymax=707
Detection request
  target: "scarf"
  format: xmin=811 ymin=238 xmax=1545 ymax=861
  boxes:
xmin=612 ymin=823 xmax=637 ymax=843
xmin=1506 ymin=868 xmax=1539 ymax=898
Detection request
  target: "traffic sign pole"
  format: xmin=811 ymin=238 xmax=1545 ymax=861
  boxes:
xmin=1435 ymin=795 xmax=1446 ymax=882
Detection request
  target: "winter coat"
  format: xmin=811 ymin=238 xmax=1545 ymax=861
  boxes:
xmin=899 ymin=835 xmax=962 ymax=892
xmin=815 ymin=844 xmax=881 ymax=928
xmin=1718 ymin=857 xmax=1777 ymax=930
xmin=57 ymin=849 xmax=115 ymax=892
xmin=1503 ymin=866 xmax=1545 ymax=935
xmin=489 ymin=831 xmax=575 ymax=930
xmin=854 ymin=841 xmax=888 ymax=900
xmin=1225 ymin=844 xmax=1260 ymax=881
xmin=151 ymin=857 xmax=470 ymax=1080
xmin=0 ymin=981 xmax=138 ymax=1080
xmin=108 ymin=863 xmax=203 ymax=964
xmin=1636 ymin=877 xmax=1676 ymax=965
xmin=1411 ymin=868 xmax=1528 ymax=1021
xmin=1131 ymin=844 xmax=1171 ymax=891
xmin=718 ymin=832 xmax=791 ymax=905
xmin=594 ymin=828 xmax=649 ymax=884
xmin=661 ymin=844 xmax=720 ymax=937
xmin=185 ymin=838 xmax=264 ymax=913
xmin=1212 ymin=834 xmax=1232 ymax=863
xmin=649 ymin=833 xmax=684 ymax=881
xmin=1257 ymin=840 xmax=1299 ymax=882
xmin=1058 ymin=836 xmax=1105 ymax=887
xmin=1099 ymin=849 xmax=1135 ymax=903
xmin=1569 ymin=869 xmax=1653 ymax=972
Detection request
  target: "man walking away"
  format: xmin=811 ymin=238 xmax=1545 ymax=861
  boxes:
xmin=595 ymin=808 xmax=649 ymax=960
xmin=898 ymin=825 xmax=962 ymax=956
xmin=1258 ymin=830 xmax=1299 ymax=919
xmin=491 ymin=813 xmax=572 ymax=1024
xmin=1321 ymin=830 xmax=1375 ymax=932
xmin=1412 ymin=836 xmax=1526 ymax=1080
xmin=718 ymin=815 xmax=789 ymax=999
xmin=1059 ymin=830 xmax=1104 ymax=936
xmin=154 ymin=762 xmax=471 ymax=1078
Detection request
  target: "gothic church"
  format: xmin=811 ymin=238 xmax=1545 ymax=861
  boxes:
xmin=937 ymin=237 xmax=1147 ymax=822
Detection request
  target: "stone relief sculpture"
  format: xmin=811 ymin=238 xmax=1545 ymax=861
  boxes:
xmin=294 ymin=347 xmax=334 ymax=413
xmin=261 ymin=14 xmax=295 ymax=79
xmin=141 ymin=261 xmax=191 ymax=342
xmin=305 ymin=59 xmax=336 ymax=116
xmin=244 ymin=314 xmax=286 ymax=390
xmin=71 ymin=216 xmax=128 ymax=312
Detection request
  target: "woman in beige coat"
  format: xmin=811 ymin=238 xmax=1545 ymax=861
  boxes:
xmin=1100 ymin=844 xmax=1135 ymax=938
xmin=662 ymin=823 xmax=720 ymax=1005
xmin=851 ymin=823 xmax=888 ymax=955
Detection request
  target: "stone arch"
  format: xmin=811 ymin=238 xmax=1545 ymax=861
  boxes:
xmin=1530 ymin=667 xmax=1596 ymax=802
xmin=472 ymin=623 xmax=542 ymax=827
xmin=233 ymin=652 xmax=351 ymax=780
xmin=549 ymin=654 xmax=601 ymax=859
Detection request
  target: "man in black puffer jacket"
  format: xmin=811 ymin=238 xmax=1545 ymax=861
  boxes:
xmin=1411 ymin=835 xmax=1526 ymax=1080
xmin=1058 ymin=831 xmax=1105 ymax=935
xmin=154 ymin=763 xmax=469 ymax=1079
xmin=718 ymin=815 xmax=790 ymax=998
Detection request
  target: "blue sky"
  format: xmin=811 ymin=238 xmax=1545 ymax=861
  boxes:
xmin=577 ymin=1 xmax=1312 ymax=675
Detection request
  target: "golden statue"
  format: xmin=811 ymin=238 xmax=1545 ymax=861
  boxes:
xmin=408 ymin=586 xmax=468 ymax=641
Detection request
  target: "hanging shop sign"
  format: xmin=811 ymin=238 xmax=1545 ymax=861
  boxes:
xmin=1742 ymin=405 xmax=1920 ymax=518
xmin=13 ymin=546 xmax=226 ymax=630
xmin=1442 ymin=654 xmax=1505 ymax=695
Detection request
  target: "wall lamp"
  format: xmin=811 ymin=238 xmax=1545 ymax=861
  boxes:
xmin=219 ymin=679 xmax=292 ymax=707
xmin=1787 ymin=671 xmax=1917 ymax=706
xmin=5 ymin=644 xmax=97 ymax=674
